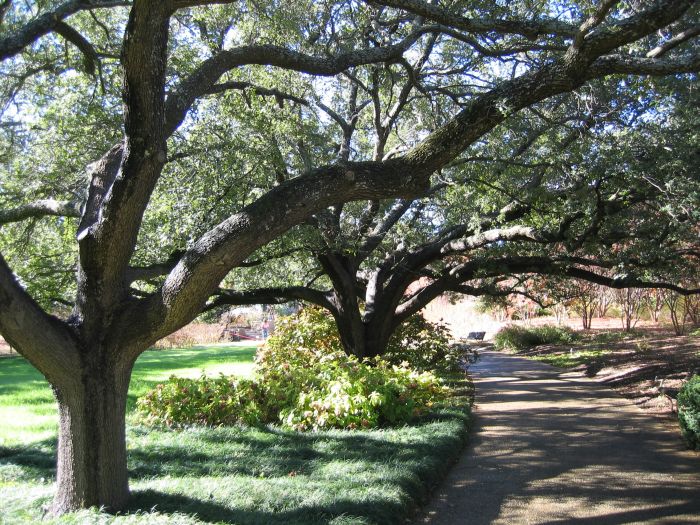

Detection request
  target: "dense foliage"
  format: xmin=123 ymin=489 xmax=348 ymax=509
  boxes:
xmin=678 ymin=374 xmax=700 ymax=450
xmin=136 ymin=374 xmax=266 ymax=427
xmin=493 ymin=325 xmax=577 ymax=352
xmin=1 ymin=0 xmax=699 ymax=514
xmin=261 ymin=307 xmax=464 ymax=372
xmin=138 ymin=309 xmax=454 ymax=431
xmin=383 ymin=314 xmax=461 ymax=374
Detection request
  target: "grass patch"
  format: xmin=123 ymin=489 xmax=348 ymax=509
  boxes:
xmin=584 ymin=330 xmax=635 ymax=344
xmin=530 ymin=349 xmax=611 ymax=368
xmin=0 ymin=346 xmax=471 ymax=524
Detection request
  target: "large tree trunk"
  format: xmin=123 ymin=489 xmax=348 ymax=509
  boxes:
xmin=332 ymin=306 xmax=368 ymax=358
xmin=333 ymin=311 xmax=395 ymax=360
xmin=50 ymin=355 xmax=133 ymax=514
xmin=363 ymin=327 xmax=392 ymax=359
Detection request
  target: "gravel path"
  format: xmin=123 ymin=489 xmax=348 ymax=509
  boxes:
xmin=416 ymin=349 xmax=700 ymax=524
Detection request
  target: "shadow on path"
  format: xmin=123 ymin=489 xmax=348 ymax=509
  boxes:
xmin=416 ymin=350 xmax=700 ymax=524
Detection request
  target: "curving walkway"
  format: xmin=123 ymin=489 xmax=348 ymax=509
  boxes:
xmin=417 ymin=349 xmax=700 ymax=524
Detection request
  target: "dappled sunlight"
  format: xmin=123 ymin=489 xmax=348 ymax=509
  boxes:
xmin=1 ymin=390 xmax=470 ymax=524
xmin=1 ymin=342 xmax=471 ymax=524
xmin=419 ymin=349 xmax=700 ymax=524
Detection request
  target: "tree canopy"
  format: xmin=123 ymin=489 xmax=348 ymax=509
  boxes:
xmin=0 ymin=0 xmax=699 ymax=515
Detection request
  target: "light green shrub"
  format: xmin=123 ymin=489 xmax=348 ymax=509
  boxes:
xmin=678 ymin=374 xmax=700 ymax=450
xmin=493 ymin=324 xmax=577 ymax=351
xmin=137 ymin=308 xmax=452 ymax=431
xmin=136 ymin=374 xmax=266 ymax=427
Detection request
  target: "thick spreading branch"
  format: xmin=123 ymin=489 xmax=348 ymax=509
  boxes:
xmin=0 ymin=254 xmax=79 ymax=381
xmin=647 ymin=25 xmax=700 ymax=58
xmin=367 ymin=0 xmax=577 ymax=38
xmin=207 ymin=286 xmax=334 ymax=312
xmin=394 ymin=255 xmax=700 ymax=323
xmin=0 ymin=0 xmax=128 ymax=61
xmin=117 ymin=159 xmax=429 ymax=344
xmin=54 ymin=21 xmax=99 ymax=75
xmin=164 ymin=31 xmax=424 ymax=135
xmin=76 ymin=1 xmax=171 ymax=336
xmin=0 ymin=199 xmax=82 ymax=225
xmin=405 ymin=0 xmax=697 ymax=174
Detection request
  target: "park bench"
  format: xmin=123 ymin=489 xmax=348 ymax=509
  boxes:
xmin=467 ymin=331 xmax=486 ymax=340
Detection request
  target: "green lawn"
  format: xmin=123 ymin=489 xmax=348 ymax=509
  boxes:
xmin=0 ymin=345 xmax=471 ymax=525
xmin=0 ymin=344 xmax=257 ymax=448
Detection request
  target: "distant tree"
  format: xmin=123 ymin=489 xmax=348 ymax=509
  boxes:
xmin=663 ymin=290 xmax=691 ymax=335
xmin=643 ymin=289 xmax=666 ymax=324
xmin=572 ymin=281 xmax=600 ymax=330
xmin=616 ymin=288 xmax=645 ymax=332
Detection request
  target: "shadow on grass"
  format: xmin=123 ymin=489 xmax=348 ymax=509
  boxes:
xmin=1 ymin=406 xmax=470 ymax=523
xmin=0 ymin=437 xmax=57 ymax=481
xmin=128 ymin=413 xmax=468 ymax=484
xmin=128 ymin=489 xmax=407 ymax=525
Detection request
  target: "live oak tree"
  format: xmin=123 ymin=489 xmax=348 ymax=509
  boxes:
xmin=210 ymin=69 xmax=700 ymax=358
xmin=1 ymin=0 xmax=699 ymax=515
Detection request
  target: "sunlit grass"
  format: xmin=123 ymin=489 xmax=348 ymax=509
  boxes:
xmin=0 ymin=344 xmax=257 ymax=447
xmin=0 ymin=346 xmax=472 ymax=524
xmin=530 ymin=349 xmax=611 ymax=368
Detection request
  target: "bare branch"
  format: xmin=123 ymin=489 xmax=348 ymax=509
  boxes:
xmin=164 ymin=30 xmax=424 ymax=135
xmin=573 ymin=0 xmax=620 ymax=50
xmin=205 ymin=80 xmax=308 ymax=106
xmin=172 ymin=0 xmax=236 ymax=7
xmin=126 ymin=250 xmax=185 ymax=283
xmin=588 ymin=52 xmax=700 ymax=76
xmin=0 ymin=253 xmax=79 ymax=380
xmin=206 ymin=286 xmax=334 ymax=311
xmin=54 ymin=21 xmax=99 ymax=75
xmin=440 ymin=225 xmax=549 ymax=254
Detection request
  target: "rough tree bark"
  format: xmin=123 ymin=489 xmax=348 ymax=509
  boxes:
xmin=51 ymin=354 xmax=133 ymax=512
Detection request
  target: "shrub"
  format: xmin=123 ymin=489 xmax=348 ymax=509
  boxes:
xmin=384 ymin=314 xmax=463 ymax=373
xmin=678 ymin=375 xmax=700 ymax=450
xmin=260 ymin=307 xmax=463 ymax=372
xmin=138 ymin=309 xmax=453 ymax=431
xmin=257 ymin=309 xmax=451 ymax=430
xmin=493 ymin=324 xmax=577 ymax=352
xmin=280 ymin=357 xmax=450 ymax=431
xmin=136 ymin=374 xmax=266 ymax=427
xmin=257 ymin=308 xmax=344 ymax=368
